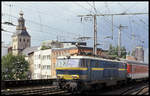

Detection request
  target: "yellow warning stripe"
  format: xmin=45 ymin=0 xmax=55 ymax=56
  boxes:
xmin=118 ymin=68 xmax=126 ymax=71
xmin=92 ymin=68 xmax=104 ymax=70
xmin=56 ymin=67 xmax=126 ymax=71
xmin=57 ymin=74 xmax=79 ymax=80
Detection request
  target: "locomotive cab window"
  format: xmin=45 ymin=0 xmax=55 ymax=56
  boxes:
xmin=95 ymin=60 xmax=99 ymax=67
xmin=80 ymin=59 xmax=88 ymax=68
xmin=56 ymin=58 xmax=80 ymax=68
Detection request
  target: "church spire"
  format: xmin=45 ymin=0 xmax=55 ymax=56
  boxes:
xmin=19 ymin=10 xmax=24 ymax=17
xmin=12 ymin=11 xmax=31 ymax=55
xmin=16 ymin=11 xmax=25 ymax=30
xmin=13 ymin=11 xmax=30 ymax=37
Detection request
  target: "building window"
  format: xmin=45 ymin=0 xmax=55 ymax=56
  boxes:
xmin=42 ymin=56 xmax=44 ymax=60
xmin=38 ymin=64 xmax=41 ymax=68
xmin=47 ymin=75 xmax=50 ymax=78
xmin=14 ymin=45 xmax=16 ymax=49
xmin=38 ymin=55 xmax=40 ymax=59
xmin=47 ymin=65 xmax=51 ymax=69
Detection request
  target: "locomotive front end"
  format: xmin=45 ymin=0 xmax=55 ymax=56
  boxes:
xmin=56 ymin=56 xmax=87 ymax=92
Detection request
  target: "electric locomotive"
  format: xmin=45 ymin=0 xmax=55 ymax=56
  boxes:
xmin=56 ymin=55 xmax=128 ymax=92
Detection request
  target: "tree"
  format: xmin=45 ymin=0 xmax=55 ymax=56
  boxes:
xmin=2 ymin=53 xmax=30 ymax=80
xmin=41 ymin=45 xmax=51 ymax=50
xmin=131 ymin=49 xmax=135 ymax=56
xmin=120 ymin=46 xmax=127 ymax=59
xmin=127 ymin=51 xmax=130 ymax=55
xmin=108 ymin=44 xmax=127 ymax=59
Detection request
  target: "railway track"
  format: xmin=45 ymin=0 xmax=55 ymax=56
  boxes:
xmin=120 ymin=82 xmax=149 ymax=95
xmin=80 ymin=80 xmax=149 ymax=95
xmin=1 ymin=80 xmax=148 ymax=95
xmin=1 ymin=85 xmax=71 ymax=95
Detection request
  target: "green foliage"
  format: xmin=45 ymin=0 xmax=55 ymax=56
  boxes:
xmin=131 ymin=49 xmax=135 ymax=56
xmin=2 ymin=53 xmax=30 ymax=80
xmin=108 ymin=44 xmax=127 ymax=59
xmin=127 ymin=51 xmax=130 ymax=55
xmin=41 ymin=45 xmax=51 ymax=50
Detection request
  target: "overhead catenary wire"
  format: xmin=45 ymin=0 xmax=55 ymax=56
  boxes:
xmin=86 ymin=2 xmax=95 ymax=13
xmin=1 ymin=29 xmax=58 ymax=44
xmin=86 ymin=2 xmax=117 ymax=39
xmin=79 ymin=4 xmax=115 ymax=38
xmin=2 ymin=2 xmax=148 ymax=49
xmin=2 ymin=14 xmax=74 ymax=43
xmin=3 ymin=3 xmax=75 ymax=23
xmin=2 ymin=3 xmax=82 ymax=39
xmin=1 ymin=22 xmax=69 ymax=39
xmin=2 ymin=12 xmax=79 ymax=39
xmin=131 ymin=19 xmax=148 ymax=31
xmin=74 ymin=2 xmax=95 ymax=14
xmin=117 ymin=2 xmax=148 ymax=29
xmin=2 ymin=24 xmax=74 ymax=43
xmin=86 ymin=2 xmax=147 ymax=49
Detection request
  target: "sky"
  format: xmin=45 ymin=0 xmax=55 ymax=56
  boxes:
xmin=1 ymin=1 xmax=149 ymax=63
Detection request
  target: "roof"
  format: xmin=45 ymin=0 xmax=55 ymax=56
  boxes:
xmin=52 ymin=46 xmax=106 ymax=51
xmin=22 ymin=46 xmax=39 ymax=56
xmin=57 ymin=56 xmax=123 ymax=63
xmin=52 ymin=46 xmax=77 ymax=51
xmin=12 ymin=29 xmax=30 ymax=37
xmin=60 ymin=41 xmax=86 ymax=45
xmin=124 ymin=60 xmax=148 ymax=65
xmin=60 ymin=41 xmax=86 ymax=43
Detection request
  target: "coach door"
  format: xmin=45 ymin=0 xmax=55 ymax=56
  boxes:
xmin=87 ymin=59 xmax=91 ymax=81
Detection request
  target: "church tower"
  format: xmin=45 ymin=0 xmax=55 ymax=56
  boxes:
xmin=12 ymin=11 xmax=31 ymax=55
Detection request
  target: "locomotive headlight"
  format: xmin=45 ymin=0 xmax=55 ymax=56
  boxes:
xmin=57 ymin=75 xmax=63 ymax=79
xmin=72 ymin=75 xmax=79 ymax=79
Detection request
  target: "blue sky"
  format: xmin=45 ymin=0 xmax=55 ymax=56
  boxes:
xmin=2 ymin=1 xmax=149 ymax=63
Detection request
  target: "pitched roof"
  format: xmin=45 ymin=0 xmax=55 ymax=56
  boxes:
xmin=12 ymin=30 xmax=30 ymax=37
xmin=22 ymin=46 xmax=39 ymax=56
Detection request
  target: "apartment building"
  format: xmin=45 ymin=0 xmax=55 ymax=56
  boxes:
xmin=33 ymin=49 xmax=51 ymax=79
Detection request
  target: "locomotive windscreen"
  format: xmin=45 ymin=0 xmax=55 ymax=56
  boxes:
xmin=56 ymin=58 xmax=81 ymax=67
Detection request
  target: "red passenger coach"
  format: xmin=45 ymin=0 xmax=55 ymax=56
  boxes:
xmin=126 ymin=60 xmax=148 ymax=79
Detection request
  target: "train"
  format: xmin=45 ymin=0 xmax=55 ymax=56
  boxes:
xmin=55 ymin=55 xmax=148 ymax=92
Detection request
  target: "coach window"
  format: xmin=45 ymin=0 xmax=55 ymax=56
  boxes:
xmin=99 ymin=60 xmax=103 ymax=67
xmin=85 ymin=59 xmax=88 ymax=67
xmin=111 ymin=62 xmax=115 ymax=67
xmin=94 ymin=60 xmax=97 ymax=67
xmin=122 ymin=63 xmax=125 ymax=68
xmin=104 ymin=61 xmax=108 ymax=68
xmin=80 ymin=59 xmax=84 ymax=67
xmin=119 ymin=63 xmax=123 ymax=68
xmin=87 ymin=59 xmax=90 ymax=67
xmin=80 ymin=59 xmax=85 ymax=67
